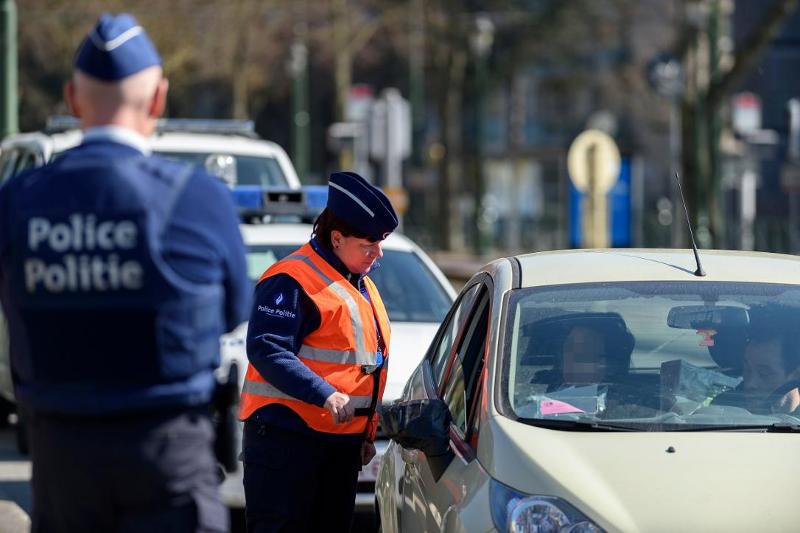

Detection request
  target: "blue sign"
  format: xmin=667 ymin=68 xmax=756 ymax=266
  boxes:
xmin=569 ymin=158 xmax=631 ymax=248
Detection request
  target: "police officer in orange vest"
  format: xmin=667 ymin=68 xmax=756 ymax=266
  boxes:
xmin=239 ymin=171 xmax=398 ymax=532
xmin=0 ymin=13 xmax=250 ymax=533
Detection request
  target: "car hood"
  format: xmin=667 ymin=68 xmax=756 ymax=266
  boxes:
xmin=483 ymin=415 xmax=800 ymax=532
xmin=218 ymin=321 xmax=438 ymax=402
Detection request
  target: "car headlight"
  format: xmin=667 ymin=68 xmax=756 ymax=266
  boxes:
xmin=490 ymin=479 xmax=604 ymax=533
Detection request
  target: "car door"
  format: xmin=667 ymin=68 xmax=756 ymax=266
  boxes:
xmin=398 ymin=275 xmax=492 ymax=532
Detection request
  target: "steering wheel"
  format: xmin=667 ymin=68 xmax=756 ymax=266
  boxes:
xmin=761 ymin=378 xmax=800 ymax=413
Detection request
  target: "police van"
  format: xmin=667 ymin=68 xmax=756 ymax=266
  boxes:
xmin=0 ymin=116 xmax=301 ymax=192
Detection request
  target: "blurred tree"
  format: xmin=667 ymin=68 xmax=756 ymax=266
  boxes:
xmin=12 ymin=0 xmax=693 ymax=253
xmin=678 ymin=0 xmax=798 ymax=247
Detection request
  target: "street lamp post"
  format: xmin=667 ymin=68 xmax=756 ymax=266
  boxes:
xmin=289 ymin=18 xmax=310 ymax=182
xmin=470 ymin=14 xmax=494 ymax=257
xmin=647 ymin=52 xmax=684 ymax=247
xmin=0 ymin=0 xmax=17 ymax=139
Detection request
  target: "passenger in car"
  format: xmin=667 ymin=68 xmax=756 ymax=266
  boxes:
xmin=531 ymin=312 xmax=635 ymax=390
xmin=525 ymin=313 xmax=659 ymax=418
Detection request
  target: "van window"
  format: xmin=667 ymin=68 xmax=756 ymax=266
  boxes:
xmin=157 ymin=151 xmax=289 ymax=188
xmin=0 ymin=150 xmax=19 ymax=183
xmin=15 ymin=150 xmax=38 ymax=174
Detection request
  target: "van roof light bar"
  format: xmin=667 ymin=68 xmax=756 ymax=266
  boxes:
xmin=45 ymin=116 xmax=258 ymax=138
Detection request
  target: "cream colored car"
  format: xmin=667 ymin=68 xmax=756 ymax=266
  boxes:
xmin=376 ymin=249 xmax=800 ymax=532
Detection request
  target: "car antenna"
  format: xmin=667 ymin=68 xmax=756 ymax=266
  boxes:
xmin=674 ymin=172 xmax=705 ymax=277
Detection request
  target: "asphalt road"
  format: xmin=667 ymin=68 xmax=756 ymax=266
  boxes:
xmin=0 ymin=424 xmax=376 ymax=533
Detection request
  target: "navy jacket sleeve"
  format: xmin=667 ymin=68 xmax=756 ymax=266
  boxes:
xmin=162 ymin=169 xmax=251 ymax=332
xmin=246 ymin=273 xmax=336 ymax=407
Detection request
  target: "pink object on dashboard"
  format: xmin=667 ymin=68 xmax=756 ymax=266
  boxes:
xmin=540 ymin=399 xmax=585 ymax=415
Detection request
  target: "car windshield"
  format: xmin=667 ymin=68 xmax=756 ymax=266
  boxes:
xmin=157 ymin=151 xmax=288 ymax=188
xmin=503 ymin=281 xmax=800 ymax=431
xmin=246 ymin=245 xmax=451 ymax=323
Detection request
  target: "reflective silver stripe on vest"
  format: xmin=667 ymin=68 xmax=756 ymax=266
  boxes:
xmin=298 ymin=345 xmax=378 ymax=366
xmin=282 ymin=254 xmax=370 ymax=359
xmin=242 ymin=379 xmax=373 ymax=408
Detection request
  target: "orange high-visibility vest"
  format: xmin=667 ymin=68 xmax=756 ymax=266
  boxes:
xmin=239 ymin=243 xmax=390 ymax=440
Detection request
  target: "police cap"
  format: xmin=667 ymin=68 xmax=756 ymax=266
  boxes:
xmin=74 ymin=13 xmax=162 ymax=81
xmin=327 ymin=172 xmax=399 ymax=241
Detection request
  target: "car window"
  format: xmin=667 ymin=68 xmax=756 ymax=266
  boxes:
xmin=429 ymin=284 xmax=482 ymax=388
xmin=368 ymin=250 xmax=452 ymax=323
xmin=157 ymin=151 xmax=289 ymax=187
xmin=502 ymin=281 xmax=800 ymax=431
xmin=442 ymin=290 xmax=490 ymax=437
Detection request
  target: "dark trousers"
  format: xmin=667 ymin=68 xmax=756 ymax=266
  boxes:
xmin=241 ymin=420 xmax=362 ymax=533
xmin=26 ymin=408 xmax=228 ymax=533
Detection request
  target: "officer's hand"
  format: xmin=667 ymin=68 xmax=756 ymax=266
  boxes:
xmin=361 ymin=441 xmax=376 ymax=466
xmin=324 ymin=392 xmax=354 ymax=424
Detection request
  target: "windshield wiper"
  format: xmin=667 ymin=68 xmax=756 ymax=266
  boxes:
xmin=526 ymin=419 xmax=800 ymax=432
xmin=678 ymin=422 xmax=800 ymax=433
xmin=524 ymin=419 xmax=641 ymax=432
xmin=766 ymin=422 xmax=800 ymax=432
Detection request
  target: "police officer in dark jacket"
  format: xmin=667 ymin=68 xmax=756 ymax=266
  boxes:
xmin=0 ymin=13 xmax=250 ymax=533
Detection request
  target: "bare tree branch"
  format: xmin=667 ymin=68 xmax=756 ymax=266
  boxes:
xmin=707 ymin=0 xmax=798 ymax=109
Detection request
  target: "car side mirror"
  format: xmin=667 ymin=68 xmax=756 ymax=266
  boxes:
xmin=378 ymin=399 xmax=454 ymax=479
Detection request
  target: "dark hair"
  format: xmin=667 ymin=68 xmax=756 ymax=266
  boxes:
xmin=312 ymin=208 xmax=371 ymax=251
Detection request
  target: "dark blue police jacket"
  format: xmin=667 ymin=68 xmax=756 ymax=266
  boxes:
xmin=0 ymin=136 xmax=251 ymax=415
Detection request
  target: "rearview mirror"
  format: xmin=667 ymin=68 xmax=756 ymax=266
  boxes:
xmin=667 ymin=305 xmax=749 ymax=330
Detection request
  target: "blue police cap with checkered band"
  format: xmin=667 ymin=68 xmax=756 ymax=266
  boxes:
xmin=327 ymin=172 xmax=399 ymax=241
xmin=74 ymin=13 xmax=161 ymax=81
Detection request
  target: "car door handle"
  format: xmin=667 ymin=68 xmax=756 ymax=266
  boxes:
xmin=401 ymin=447 xmax=419 ymax=464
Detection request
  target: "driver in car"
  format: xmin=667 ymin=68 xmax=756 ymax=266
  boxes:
xmin=714 ymin=305 xmax=800 ymax=414
xmin=741 ymin=331 xmax=800 ymax=413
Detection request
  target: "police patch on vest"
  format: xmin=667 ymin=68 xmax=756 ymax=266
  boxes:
xmin=22 ymin=213 xmax=145 ymax=293
xmin=256 ymin=303 xmax=297 ymax=319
